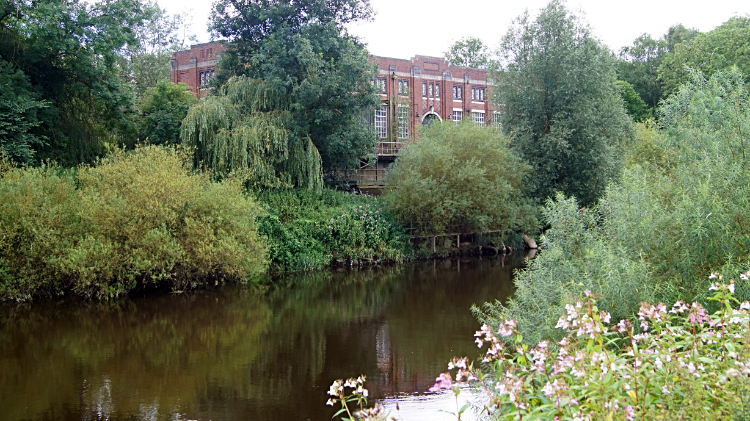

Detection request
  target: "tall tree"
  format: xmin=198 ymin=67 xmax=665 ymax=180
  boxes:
xmin=659 ymin=17 xmax=750 ymax=98
xmin=181 ymin=76 xmax=323 ymax=190
xmin=137 ymin=80 xmax=196 ymax=145
xmin=495 ymin=0 xmax=632 ymax=206
xmin=444 ymin=36 xmax=491 ymax=68
xmin=0 ymin=0 xmax=151 ymax=165
xmin=118 ymin=1 xmax=196 ymax=100
xmin=617 ymin=25 xmax=699 ymax=113
xmin=208 ymin=0 xmax=379 ymax=176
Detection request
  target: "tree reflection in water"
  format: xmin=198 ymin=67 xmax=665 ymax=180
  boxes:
xmin=0 ymin=255 xmax=524 ymax=421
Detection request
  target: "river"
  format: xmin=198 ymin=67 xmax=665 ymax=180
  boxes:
xmin=0 ymin=254 xmax=527 ymax=421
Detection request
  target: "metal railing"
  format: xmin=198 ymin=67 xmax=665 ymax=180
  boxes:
xmin=377 ymin=141 xmax=408 ymax=156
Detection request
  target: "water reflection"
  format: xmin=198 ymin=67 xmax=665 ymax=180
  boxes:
xmin=0 ymin=255 xmax=523 ymax=421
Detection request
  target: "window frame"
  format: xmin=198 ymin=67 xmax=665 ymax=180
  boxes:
xmin=374 ymin=106 xmax=388 ymax=138
xmin=397 ymin=106 xmax=409 ymax=139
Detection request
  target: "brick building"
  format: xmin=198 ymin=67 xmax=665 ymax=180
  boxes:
xmin=355 ymin=55 xmax=498 ymax=189
xmin=369 ymin=54 xmax=497 ymax=150
xmin=170 ymin=42 xmax=227 ymax=97
xmin=170 ymin=43 xmax=498 ymax=189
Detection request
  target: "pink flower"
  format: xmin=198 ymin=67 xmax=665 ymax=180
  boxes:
xmin=428 ymin=373 xmax=452 ymax=392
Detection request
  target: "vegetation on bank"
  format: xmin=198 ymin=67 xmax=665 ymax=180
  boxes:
xmin=383 ymin=121 xmax=539 ymax=247
xmin=333 ymin=280 xmax=750 ymax=420
xmin=256 ymin=189 xmax=411 ymax=273
xmin=478 ymin=67 xmax=750 ymax=346
xmin=0 ymin=146 xmax=268 ymax=301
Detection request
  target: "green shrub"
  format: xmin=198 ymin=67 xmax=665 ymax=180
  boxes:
xmin=382 ymin=121 xmax=538 ymax=237
xmin=476 ymin=193 xmax=654 ymax=345
xmin=482 ymin=69 xmax=750 ymax=344
xmin=0 ymin=145 xmax=268 ymax=300
xmin=256 ymin=189 xmax=411 ymax=272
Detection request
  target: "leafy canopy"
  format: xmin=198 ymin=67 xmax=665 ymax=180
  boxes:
xmin=495 ymin=0 xmax=632 ymax=206
xmin=617 ymin=25 xmax=699 ymax=111
xmin=444 ymin=36 xmax=491 ymax=69
xmin=137 ymin=81 xmax=196 ymax=146
xmin=615 ymin=80 xmax=653 ymax=122
xmin=181 ymin=76 xmax=323 ymax=190
xmin=383 ymin=121 xmax=538 ymax=236
xmin=658 ymin=16 xmax=750 ymax=98
xmin=209 ymin=0 xmax=379 ymax=175
xmin=0 ymin=0 xmax=162 ymax=165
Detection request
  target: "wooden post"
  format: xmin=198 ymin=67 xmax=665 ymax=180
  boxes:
xmin=457 ymin=234 xmax=460 ymax=249
xmin=432 ymin=236 xmax=436 ymax=253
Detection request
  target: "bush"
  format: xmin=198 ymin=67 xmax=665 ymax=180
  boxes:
xmin=256 ymin=189 xmax=411 ymax=272
xmin=481 ymin=69 xmax=750 ymax=344
xmin=476 ymin=193 xmax=654 ymax=345
xmin=0 ymin=145 xmax=268 ymax=300
xmin=382 ymin=121 xmax=538 ymax=237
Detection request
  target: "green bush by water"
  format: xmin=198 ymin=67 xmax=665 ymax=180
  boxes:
xmin=0 ymin=145 xmax=268 ymax=301
xmin=478 ymin=68 xmax=750 ymax=345
xmin=382 ymin=121 xmax=539 ymax=237
xmin=256 ymin=189 xmax=412 ymax=272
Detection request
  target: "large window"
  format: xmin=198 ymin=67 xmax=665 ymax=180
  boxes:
xmin=428 ymin=82 xmax=434 ymax=97
xmin=200 ymin=68 xmax=215 ymax=87
xmin=493 ymin=112 xmax=502 ymax=129
xmin=472 ymin=110 xmax=485 ymax=125
xmin=375 ymin=106 xmax=388 ymax=138
xmin=453 ymin=85 xmax=462 ymax=99
xmin=398 ymin=106 xmax=409 ymax=139
xmin=422 ymin=82 xmax=428 ymax=97
xmin=471 ymin=86 xmax=485 ymax=102
xmin=374 ymin=77 xmax=387 ymax=94
xmin=452 ymin=110 xmax=463 ymax=124
xmin=398 ymin=79 xmax=409 ymax=96
xmin=435 ymin=82 xmax=440 ymax=98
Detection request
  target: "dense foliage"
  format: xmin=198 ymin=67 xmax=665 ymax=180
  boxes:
xmin=0 ymin=0 xmax=156 ymax=165
xmin=459 ymin=282 xmax=750 ymax=420
xmin=208 ymin=0 xmax=379 ymax=175
xmin=182 ymin=76 xmax=324 ymax=189
xmin=617 ymin=25 xmax=699 ymax=112
xmin=256 ymin=189 xmax=411 ymax=272
xmin=495 ymin=0 xmax=633 ymax=206
xmin=615 ymin=80 xmax=653 ymax=122
xmin=383 ymin=122 xmax=538 ymax=237
xmin=0 ymin=146 xmax=268 ymax=301
xmin=138 ymin=81 xmax=196 ymax=145
xmin=444 ymin=36 xmax=491 ymax=68
xmin=479 ymin=68 xmax=750 ymax=345
xmin=658 ymin=16 xmax=750 ymax=99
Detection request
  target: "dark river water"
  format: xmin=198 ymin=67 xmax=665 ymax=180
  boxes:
xmin=0 ymin=254 xmax=527 ymax=421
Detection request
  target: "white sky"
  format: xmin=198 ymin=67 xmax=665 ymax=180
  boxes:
xmin=156 ymin=0 xmax=748 ymax=58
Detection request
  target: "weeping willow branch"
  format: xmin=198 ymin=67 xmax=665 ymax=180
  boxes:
xmin=181 ymin=76 xmax=323 ymax=190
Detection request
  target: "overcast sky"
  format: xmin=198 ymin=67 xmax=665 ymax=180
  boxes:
xmin=157 ymin=0 xmax=748 ymax=58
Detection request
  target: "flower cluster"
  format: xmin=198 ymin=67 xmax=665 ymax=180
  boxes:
xmin=427 ymin=273 xmax=750 ymax=420
xmin=327 ymin=204 xmax=408 ymax=262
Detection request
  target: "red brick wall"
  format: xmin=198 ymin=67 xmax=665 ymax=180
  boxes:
xmin=170 ymin=42 xmax=227 ymax=97
xmin=369 ymin=55 xmax=498 ymax=152
xmin=170 ymin=45 xmax=498 ymax=133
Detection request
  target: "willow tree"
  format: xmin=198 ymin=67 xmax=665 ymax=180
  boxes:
xmin=209 ymin=0 xmax=379 ymax=176
xmin=181 ymin=76 xmax=322 ymax=190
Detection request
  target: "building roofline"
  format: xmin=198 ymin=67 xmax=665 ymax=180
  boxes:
xmin=368 ymin=54 xmax=487 ymax=71
xmin=172 ymin=40 xmax=227 ymax=56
